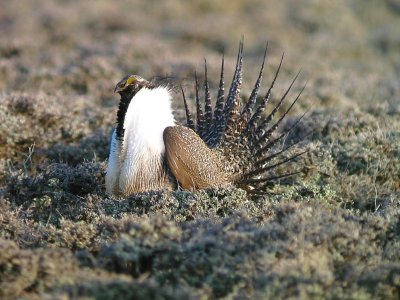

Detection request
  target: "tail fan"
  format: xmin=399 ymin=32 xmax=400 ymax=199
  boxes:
xmin=181 ymin=87 xmax=195 ymax=130
xmin=236 ymin=43 xmax=268 ymax=134
xmin=221 ymin=39 xmax=244 ymax=144
xmin=203 ymin=59 xmax=213 ymax=137
xmin=194 ymin=72 xmax=205 ymax=139
xmin=183 ymin=42 xmax=306 ymax=192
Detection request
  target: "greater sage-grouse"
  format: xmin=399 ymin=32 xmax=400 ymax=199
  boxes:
xmin=106 ymin=41 xmax=306 ymax=197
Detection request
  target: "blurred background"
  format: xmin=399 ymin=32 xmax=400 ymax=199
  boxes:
xmin=1 ymin=0 xmax=399 ymax=111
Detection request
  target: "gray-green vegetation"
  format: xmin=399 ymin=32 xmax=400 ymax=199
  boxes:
xmin=0 ymin=0 xmax=399 ymax=299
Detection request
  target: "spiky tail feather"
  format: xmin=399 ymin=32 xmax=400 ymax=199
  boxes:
xmin=183 ymin=42 xmax=307 ymax=192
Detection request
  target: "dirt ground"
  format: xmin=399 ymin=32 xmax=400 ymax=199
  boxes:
xmin=0 ymin=1 xmax=399 ymax=299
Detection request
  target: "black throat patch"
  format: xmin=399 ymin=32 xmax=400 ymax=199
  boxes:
xmin=116 ymin=90 xmax=132 ymax=141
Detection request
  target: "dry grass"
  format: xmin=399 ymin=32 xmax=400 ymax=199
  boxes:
xmin=0 ymin=0 xmax=399 ymax=299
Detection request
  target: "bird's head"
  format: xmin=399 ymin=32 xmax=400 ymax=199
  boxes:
xmin=114 ymin=75 xmax=151 ymax=98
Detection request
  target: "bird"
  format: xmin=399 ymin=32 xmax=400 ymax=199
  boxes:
xmin=105 ymin=41 xmax=306 ymax=197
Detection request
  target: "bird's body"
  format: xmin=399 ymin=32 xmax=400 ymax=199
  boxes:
xmin=106 ymin=83 xmax=176 ymax=195
xmin=106 ymin=42 xmax=305 ymax=197
xmin=163 ymin=125 xmax=229 ymax=190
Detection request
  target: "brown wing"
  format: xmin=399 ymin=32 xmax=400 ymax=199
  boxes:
xmin=163 ymin=125 xmax=228 ymax=191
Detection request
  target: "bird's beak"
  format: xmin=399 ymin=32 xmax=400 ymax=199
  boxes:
xmin=114 ymin=80 xmax=126 ymax=93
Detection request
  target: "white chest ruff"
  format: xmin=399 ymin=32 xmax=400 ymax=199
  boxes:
xmin=105 ymin=87 xmax=175 ymax=196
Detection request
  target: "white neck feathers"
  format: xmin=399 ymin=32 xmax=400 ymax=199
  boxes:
xmin=123 ymin=87 xmax=175 ymax=155
xmin=106 ymin=86 xmax=175 ymax=196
